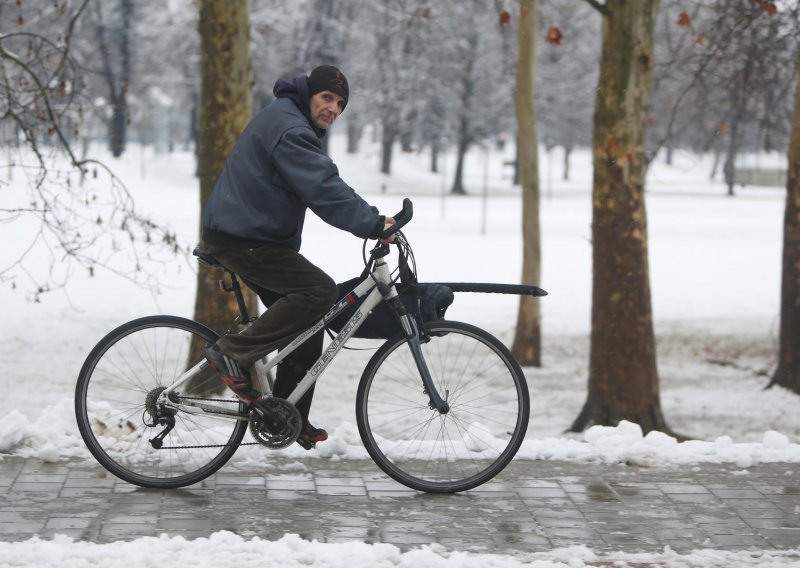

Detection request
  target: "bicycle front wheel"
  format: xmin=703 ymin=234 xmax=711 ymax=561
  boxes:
xmin=356 ymin=320 xmax=530 ymax=493
xmin=75 ymin=316 xmax=248 ymax=488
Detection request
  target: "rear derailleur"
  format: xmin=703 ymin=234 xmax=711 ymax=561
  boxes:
xmin=144 ymin=386 xmax=178 ymax=449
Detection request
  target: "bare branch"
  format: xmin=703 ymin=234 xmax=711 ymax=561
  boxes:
xmin=0 ymin=2 xmax=185 ymax=301
xmin=649 ymin=8 xmax=763 ymax=163
xmin=0 ymin=44 xmax=83 ymax=169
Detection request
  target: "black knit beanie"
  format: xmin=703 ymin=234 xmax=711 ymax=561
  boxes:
xmin=307 ymin=65 xmax=349 ymax=109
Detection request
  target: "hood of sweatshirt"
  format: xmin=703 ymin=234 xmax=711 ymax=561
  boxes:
xmin=272 ymin=75 xmax=326 ymax=139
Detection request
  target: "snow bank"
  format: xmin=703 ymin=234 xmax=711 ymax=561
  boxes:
xmin=0 ymin=532 xmax=797 ymax=568
xmin=517 ymin=421 xmax=800 ymax=467
xmin=0 ymin=400 xmax=91 ymax=463
xmin=2 ymin=403 xmax=798 ymax=469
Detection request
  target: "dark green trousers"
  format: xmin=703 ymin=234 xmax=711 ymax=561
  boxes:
xmin=201 ymin=242 xmax=337 ymax=423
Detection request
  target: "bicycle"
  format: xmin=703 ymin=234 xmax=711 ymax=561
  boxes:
xmin=75 ymin=199 xmax=544 ymax=493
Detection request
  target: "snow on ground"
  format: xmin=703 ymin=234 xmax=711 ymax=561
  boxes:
xmin=0 ymin=137 xmax=795 ymax=462
xmin=0 ymin=531 xmax=799 ymax=568
xmin=0 ymin=137 xmax=798 ymax=564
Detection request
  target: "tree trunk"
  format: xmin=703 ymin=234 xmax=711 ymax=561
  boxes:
xmin=430 ymin=138 xmax=439 ymax=173
xmin=381 ymin=122 xmax=397 ymax=175
xmin=111 ymin=0 xmax=132 ymax=158
xmin=724 ymin=56 xmax=754 ymax=197
xmin=400 ymin=108 xmax=416 ymax=153
xmin=450 ymin=30 xmax=478 ymax=196
xmin=190 ymin=91 xmax=199 ymax=154
xmin=724 ymin=115 xmax=740 ymax=196
xmin=511 ymin=0 xmax=542 ymax=367
xmin=191 ymin=0 xmax=257 ymax=372
xmin=563 ymin=145 xmax=572 ymax=181
xmin=450 ymin=126 xmax=470 ymax=195
xmin=769 ymin=52 xmax=800 ymax=394
xmin=347 ymin=121 xmax=362 ymax=154
xmin=710 ymin=146 xmax=721 ymax=181
xmin=571 ymin=0 xmax=674 ymax=436
xmin=94 ymin=0 xmax=133 ymax=158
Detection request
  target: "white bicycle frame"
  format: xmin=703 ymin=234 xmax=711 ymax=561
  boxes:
xmin=156 ymin=252 xmax=425 ymax=420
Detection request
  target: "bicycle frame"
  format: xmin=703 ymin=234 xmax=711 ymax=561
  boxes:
xmin=157 ymin=244 xmax=446 ymax=420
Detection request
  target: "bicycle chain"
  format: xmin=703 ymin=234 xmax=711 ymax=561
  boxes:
xmin=157 ymin=441 xmax=259 ymax=449
xmin=156 ymin=396 xmax=260 ymax=449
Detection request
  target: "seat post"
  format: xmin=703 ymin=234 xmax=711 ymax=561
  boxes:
xmin=194 ymin=246 xmax=252 ymax=324
xmin=224 ymin=271 xmax=251 ymax=324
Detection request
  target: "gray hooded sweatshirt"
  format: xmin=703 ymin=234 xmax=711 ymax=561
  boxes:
xmin=202 ymin=76 xmax=384 ymax=251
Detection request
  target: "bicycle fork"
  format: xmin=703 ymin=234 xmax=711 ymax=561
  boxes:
xmin=390 ymin=297 xmax=450 ymax=414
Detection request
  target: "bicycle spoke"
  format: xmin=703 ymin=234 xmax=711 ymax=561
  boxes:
xmin=358 ymin=321 xmax=529 ymax=493
xmin=76 ymin=316 xmax=247 ymax=488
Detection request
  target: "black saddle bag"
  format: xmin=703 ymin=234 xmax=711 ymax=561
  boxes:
xmin=327 ymin=277 xmax=454 ymax=339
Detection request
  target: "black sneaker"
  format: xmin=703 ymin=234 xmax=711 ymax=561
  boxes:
xmin=203 ymin=344 xmax=262 ymax=404
xmin=296 ymin=424 xmax=328 ymax=450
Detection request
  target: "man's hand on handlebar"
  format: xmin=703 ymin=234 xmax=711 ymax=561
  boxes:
xmin=379 ymin=216 xmax=397 ymax=244
xmin=376 ymin=199 xmax=413 ymax=243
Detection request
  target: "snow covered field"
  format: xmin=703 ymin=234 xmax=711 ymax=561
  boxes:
xmin=0 ymin=137 xmax=798 ymax=566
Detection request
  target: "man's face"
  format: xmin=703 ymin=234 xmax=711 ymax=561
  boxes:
xmin=309 ymin=90 xmax=345 ymax=129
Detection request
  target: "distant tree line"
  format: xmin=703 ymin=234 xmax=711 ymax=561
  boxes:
xmin=4 ymin=1 xmax=797 ymax=193
xmin=2 ymin=0 xmax=800 ymax=419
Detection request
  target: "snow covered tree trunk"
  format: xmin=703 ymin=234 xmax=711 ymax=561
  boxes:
xmin=191 ymin=0 xmax=257 ymax=377
xmin=511 ymin=0 xmax=542 ymax=367
xmin=571 ymin=0 xmax=674 ymax=435
xmin=770 ymin=53 xmax=800 ymax=395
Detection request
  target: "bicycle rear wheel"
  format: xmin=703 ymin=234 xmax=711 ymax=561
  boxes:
xmin=75 ymin=315 xmax=248 ymax=488
xmin=356 ymin=320 xmax=530 ymax=493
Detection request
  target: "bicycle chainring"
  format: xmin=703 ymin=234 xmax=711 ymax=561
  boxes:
xmin=249 ymin=398 xmax=302 ymax=450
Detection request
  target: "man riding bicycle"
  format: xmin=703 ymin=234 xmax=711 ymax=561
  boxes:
xmin=200 ymin=65 xmax=394 ymax=449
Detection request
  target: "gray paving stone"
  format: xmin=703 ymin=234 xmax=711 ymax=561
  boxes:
xmin=0 ymin=522 xmax=45 ymax=534
xmin=0 ymin=455 xmax=799 ymax=555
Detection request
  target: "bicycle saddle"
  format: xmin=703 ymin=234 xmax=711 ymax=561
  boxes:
xmin=192 ymin=247 xmax=224 ymax=268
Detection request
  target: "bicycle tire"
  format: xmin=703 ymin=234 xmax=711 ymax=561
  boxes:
xmin=75 ymin=315 xmax=248 ymax=488
xmin=356 ymin=320 xmax=530 ymax=493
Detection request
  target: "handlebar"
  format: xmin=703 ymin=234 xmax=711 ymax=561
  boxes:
xmin=380 ymin=198 xmax=413 ymax=240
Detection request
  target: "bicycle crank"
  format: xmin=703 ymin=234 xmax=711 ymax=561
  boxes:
xmin=249 ymin=398 xmax=302 ymax=450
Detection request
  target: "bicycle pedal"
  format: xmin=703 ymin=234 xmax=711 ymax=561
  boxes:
xmin=296 ymin=438 xmax=315 ymax=451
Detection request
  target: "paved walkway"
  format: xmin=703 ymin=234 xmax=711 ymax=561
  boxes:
xmin=0 ymin=455 xmax=798 ymax=555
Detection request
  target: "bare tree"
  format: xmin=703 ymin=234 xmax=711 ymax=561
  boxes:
xmin=570 ymin=0 xmax=675 ymax=436
xmin=191 ymin=0 xmax=258 ymax=365
xmin=648 ymin=1 xmax=797 ymax=184
xmin=511 ymin=0 xmax=543 ymax=367
xmin=446 ymin=0 xmax=510 ymax=195
xmin=0 ymin=0 xmax=178 ymax=301
xmin=90 ymin=0 xmax=134 ymax=158
xmin=370 ymin=0 xmax=431 ymax=175
xmin=538 ymin=0 xmax=599 ymax=179
xmin=769 ymin=50 xmax=800 ymax=394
